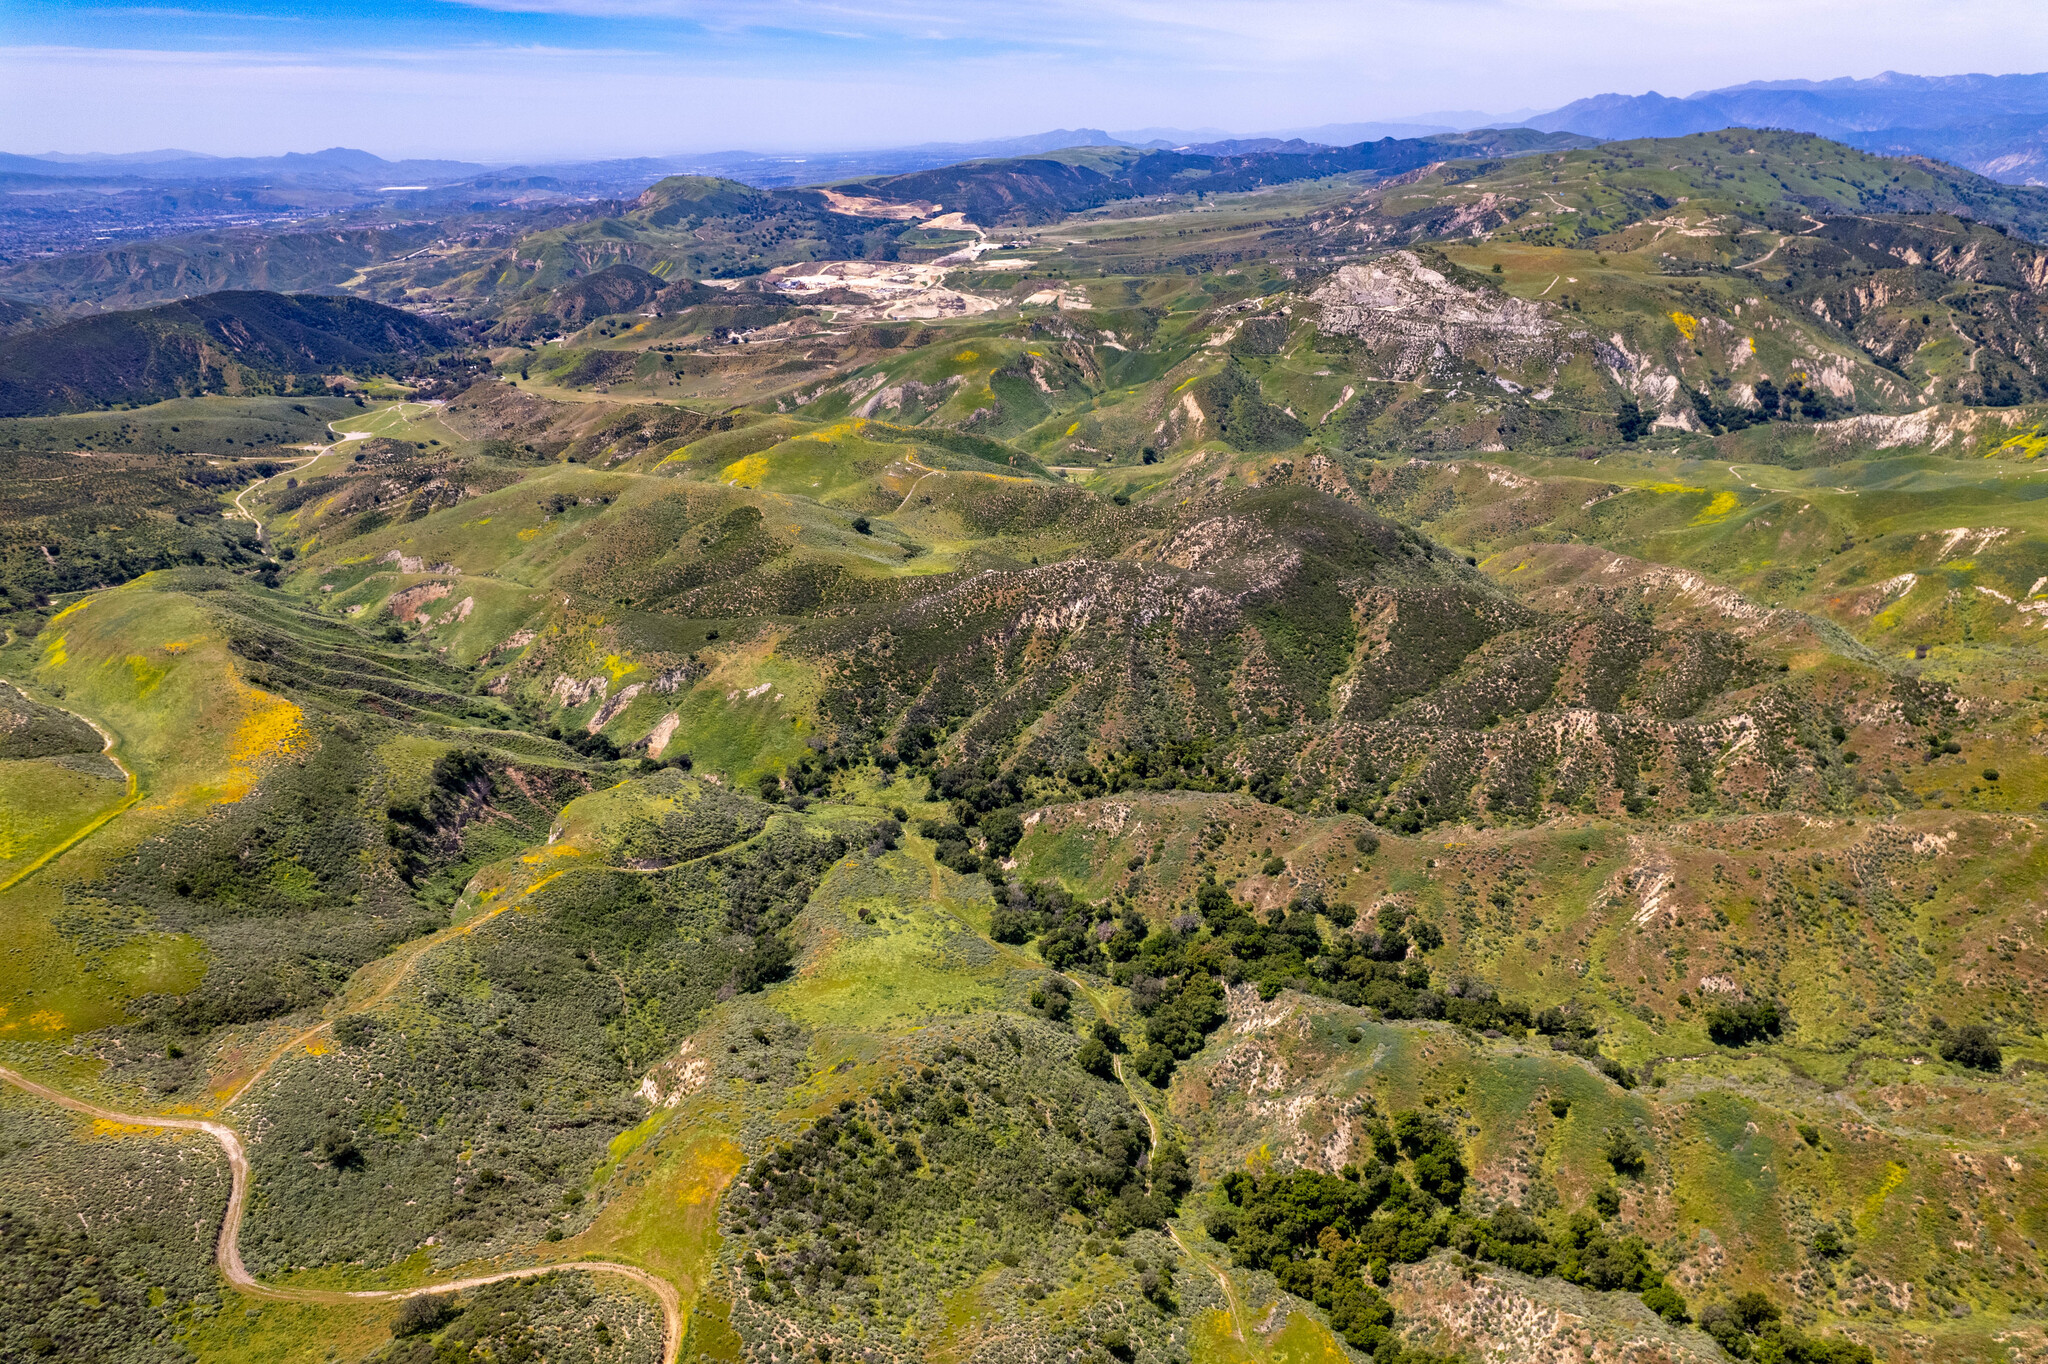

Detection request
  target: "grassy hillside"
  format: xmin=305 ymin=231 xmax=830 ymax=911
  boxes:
xmin=5 ymin=126 xmax=2048 ymax=1364
xmin=0 ymin=392 xmax=364 ymax=456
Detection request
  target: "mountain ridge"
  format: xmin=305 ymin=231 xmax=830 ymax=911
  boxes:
xmin=0 ymin=291 xmax=456 ymax=416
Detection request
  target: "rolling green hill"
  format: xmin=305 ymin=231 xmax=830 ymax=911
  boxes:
xmin=0 ymin=290 xmax=457 ymax=416
xmin=5 ymin=127 xmax=2048 ymax=1364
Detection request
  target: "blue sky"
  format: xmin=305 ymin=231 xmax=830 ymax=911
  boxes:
xmin=5 ymin=0 xmax=2048 ymax=160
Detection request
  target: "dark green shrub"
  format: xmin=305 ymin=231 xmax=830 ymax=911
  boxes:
xmin=393 ymin=1293 xmax=458 ymax=1337
xmin=332 ymin=1014 xmax=377 ymax=1048
xmin=1074 ymin=1036 xmax=1114 ymax=1079
xmin=1641 ymin=1283 xmax=1689 ymax=1324
xmin=1604 ymin=1127 xmax=1646 ymax=1176
xmin=1941 ymin=1023 xmax=2001 ymax=1072
xmin=1706 ymin=1000 xmax=1782 ymax=1046
xmin=1133 ymin=1045 xmax=1175 ymax=1087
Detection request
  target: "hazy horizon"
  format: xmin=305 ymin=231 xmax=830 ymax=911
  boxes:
xmin=6 ymin=0 xmax=2048 ymax=162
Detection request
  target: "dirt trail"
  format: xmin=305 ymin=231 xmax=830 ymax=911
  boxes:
xmin=218 ymin=793 xmax=784 ymax=1109
xmin=1111 ymin=1052 xmax=1248 ymax=1343
xmin=947 ymin=875 xmax=1251 ymax=1344
xmin=915 ymin=859 xmax=1248 ymax=1345
xmin=0 ymin=734 xmax=682 ymax=1353
xmin=214 ymin=886 xmax=531 ymax=1110
xmin=0 ymin=682 xmax=142 ymax=893
xmin=0 ymin=1062 xmax=682 ymax=1360
xmin=230 ymin=452 xmax=324 ymax=542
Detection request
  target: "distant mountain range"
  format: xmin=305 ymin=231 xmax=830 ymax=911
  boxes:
xmin=7 ymin=68 xmax=2048 ymax=269
xmin=1523 ymin=71 xmax=2048 ymax=184
xmin=9 ymin=73 xmax=2045 ymax=204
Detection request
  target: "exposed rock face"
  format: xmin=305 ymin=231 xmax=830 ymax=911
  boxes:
xmin=1311 ymin=252 xmax=1579 ymax=382
xmin=1391 ymin=1258 xmax=1719 ymax=1364
xmin=551 ymin=674 xmax=607 ymax=708
xmin=587 ymin=682 xmax=644 ymax=733
xmin=387 ymin=581 xmax=451 ymax=623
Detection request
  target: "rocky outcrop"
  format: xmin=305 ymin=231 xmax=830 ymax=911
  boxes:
xmin=551 ymin=674 xmax=607 ymax=708
xmin=1311 ymin=252 xmax=1587 ymax=383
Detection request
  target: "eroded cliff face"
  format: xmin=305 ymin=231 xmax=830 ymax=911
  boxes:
xmin=1310 ymin=252 xmax=1599 ymax=387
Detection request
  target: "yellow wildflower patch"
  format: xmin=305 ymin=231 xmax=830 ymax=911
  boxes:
xmin=47 ymin=598 xmax=92 ymax=628
xmin=953 ymin=350 xmax=979 ymax=364
xmin=721 ymin=453 xmax=770 ymax=487
xmin=219 ymin=677 xmax=308 ymax=803
xmin=1670 ymin=312 xmax=1699 ymax=342
xmin=1691 ymin=491 xmax=1742 ymax=525
xmin=1987 ymin=426 xmax=2048 ymax=461
xmin=91 ymin=1118 xmax=160 ymax=1139
xmin=124 ymin=654 xmax=168 ymax=697
xmin=1862 ymin=1160 xmax=1909 ymax=1226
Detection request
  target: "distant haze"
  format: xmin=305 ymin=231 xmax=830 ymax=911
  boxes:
xmin=4 ymin=0 xmax=2048 ymax=159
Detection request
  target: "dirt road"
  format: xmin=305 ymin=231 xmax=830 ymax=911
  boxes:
xmin=0 ymin=1062 xmax=682 ymax=1362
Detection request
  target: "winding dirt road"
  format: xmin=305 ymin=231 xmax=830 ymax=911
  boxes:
xmin=0 ymin=694 xmax=683 ymax=1354
xmin=0 ymin=1062 xmax=683 ymax=1361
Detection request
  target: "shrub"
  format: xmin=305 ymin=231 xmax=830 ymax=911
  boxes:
xmin=319 ymin=1128 xmax=365 ymax=1171
xmin=1705 ymin=1000 xmax=1782 ymax=1046
xmin=734 ymin=932 xmax=796 ymax=992
xmin=981 ymin=809 xmax=1024 ymax=858
xmin=1604 ymin=1127 xmax=1646 ymax=1176
xmin=1940 ymin=1022 xmax=2001 ymax=1072
xmin=1641 ymin=1283 xmax=1689 ymax=1324
xmin=1133 ymin=1045 xmax=1175 ymax=1087
xmin=1074 ymin=1036 xmax=1114 ymax=1079
xmin=393 ymin=1293 xmax=458 ymax=1337
xmin=332 ymin=1014 xmax=377 ymax=1048
xmin=1029 ymin=975 xmax=1073 ymax=1021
